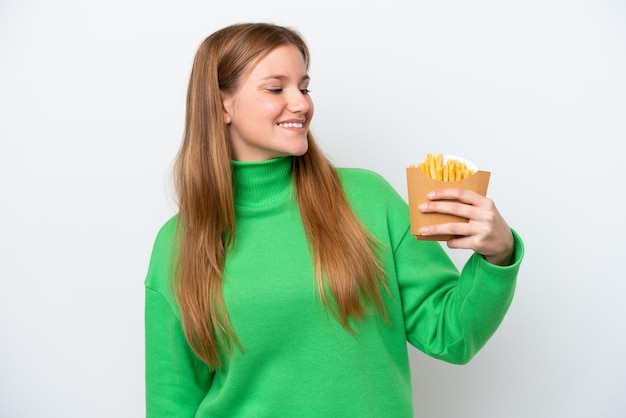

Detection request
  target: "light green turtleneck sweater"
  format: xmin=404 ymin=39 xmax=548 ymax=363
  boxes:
xmin=145 ymin=157 xmax=524 ymax=417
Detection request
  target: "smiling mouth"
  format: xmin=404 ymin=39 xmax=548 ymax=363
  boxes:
xmin=278 ymin=122 xmax=304 ymax=128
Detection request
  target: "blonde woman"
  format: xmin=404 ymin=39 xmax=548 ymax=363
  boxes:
xmin=144 ymin=22 xmax=524 ymax=417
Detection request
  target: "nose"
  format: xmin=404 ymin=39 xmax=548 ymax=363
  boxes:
xmin=287 ymin=88 xmax=311 ymax=114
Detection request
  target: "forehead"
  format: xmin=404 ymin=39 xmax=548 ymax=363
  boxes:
xmin=246 ymin=44 xmax=308 ymax=78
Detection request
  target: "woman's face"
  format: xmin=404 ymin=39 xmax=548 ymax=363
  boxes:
xmin=221 ymin=44 xmax=314 ymax=162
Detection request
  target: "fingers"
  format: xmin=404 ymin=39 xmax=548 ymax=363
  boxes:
xmin=417 ymin=189 xmax=514 ymax=265
xmin=418 ymin=220 xmax=475 ymax=240
xmin=418 ymin=199 xmax=481 ymax=220
xmin=424 ymin=188 xmax=485 ymax=206
xmin=418 ymin=189 xmax=494 ymax=220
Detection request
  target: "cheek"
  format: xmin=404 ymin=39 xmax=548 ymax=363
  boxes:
xmin=258 ymin=101 xmax=286 ymax=121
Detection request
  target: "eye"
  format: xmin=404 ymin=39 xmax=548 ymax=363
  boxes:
xmin=300 ymin=89 xmax=311 ymax=95
xmin=267 ymin=88 xmax=283 ymax=94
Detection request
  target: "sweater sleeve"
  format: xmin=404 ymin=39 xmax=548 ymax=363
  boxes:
xmin=337 ymin=168 xmax=524 ymax=364
xmin=395 ymin=226 xmax=524 ymax=364
xmin=144 ymin=218 xmax=213 ymax=417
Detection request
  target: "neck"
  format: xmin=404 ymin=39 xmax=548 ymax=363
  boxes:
xmin=231 ymin=157 xmax=293 ymax=207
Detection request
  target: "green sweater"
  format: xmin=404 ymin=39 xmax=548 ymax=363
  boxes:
xmin=145 ymin=156 xmax=524 ymax=417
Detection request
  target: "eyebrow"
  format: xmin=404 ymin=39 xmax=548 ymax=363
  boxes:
xmin=260 ymin=75 xmax=310 ymax=82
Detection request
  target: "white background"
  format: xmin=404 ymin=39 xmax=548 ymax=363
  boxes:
xmin=1 ymin=0 xmax=625 ymax=417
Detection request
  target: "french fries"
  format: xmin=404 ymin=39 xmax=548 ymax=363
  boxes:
xmin=410 ymin=153 xmax=475 ymax=181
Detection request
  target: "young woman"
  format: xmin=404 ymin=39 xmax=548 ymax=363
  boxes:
xmin=144 ymin=22 xmax=524 ymax=417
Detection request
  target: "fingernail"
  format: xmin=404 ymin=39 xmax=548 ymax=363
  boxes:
xmin=418 ymin=203 xmax=427 ymax=211
xmin=419 ymin=226 xmax=429 ymax=234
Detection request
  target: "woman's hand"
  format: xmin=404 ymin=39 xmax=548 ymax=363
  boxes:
xmin=418 ymin=188 xmax=514 ymax=266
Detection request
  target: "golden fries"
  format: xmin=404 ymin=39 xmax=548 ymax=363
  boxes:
xmin=411 ymin=153 xmax=475 ymax=181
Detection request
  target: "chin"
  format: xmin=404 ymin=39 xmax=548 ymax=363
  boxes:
xmin=293 ymin=140 xmax=309 ymax=156
xmin=290 ymin=146 xmax=309 ymax=157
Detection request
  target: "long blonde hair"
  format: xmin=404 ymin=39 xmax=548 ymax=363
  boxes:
xmin=173 ymin=22 xmax=387 ymax=369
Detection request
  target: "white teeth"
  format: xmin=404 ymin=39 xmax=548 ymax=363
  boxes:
xmin=279 ymin=122 xmax=303 ymax=128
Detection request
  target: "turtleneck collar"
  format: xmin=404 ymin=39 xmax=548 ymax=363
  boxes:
xmin=232 ymin=156 xmax=294 ymax=208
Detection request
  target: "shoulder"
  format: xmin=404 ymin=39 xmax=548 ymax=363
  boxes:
xmin=145 ymin=215 xmax=179 ymax=290
xmin=152 ymin=215 xmax=179 ymax=252
xmin=335 ymin=167 xmax=409 ymax=232
xmin=336 ymin=167 xmax=398 ymax=198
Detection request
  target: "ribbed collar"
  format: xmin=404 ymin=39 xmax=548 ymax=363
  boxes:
xmin=232 ymin=157 xmax=294 ymax=208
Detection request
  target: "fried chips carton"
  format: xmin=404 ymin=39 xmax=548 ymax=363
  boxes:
xmin=406 ymin=154 xmax=490 ymax=241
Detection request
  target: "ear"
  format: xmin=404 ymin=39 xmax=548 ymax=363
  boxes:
xmin=221 ymin=92 xmax=232 ymax=125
